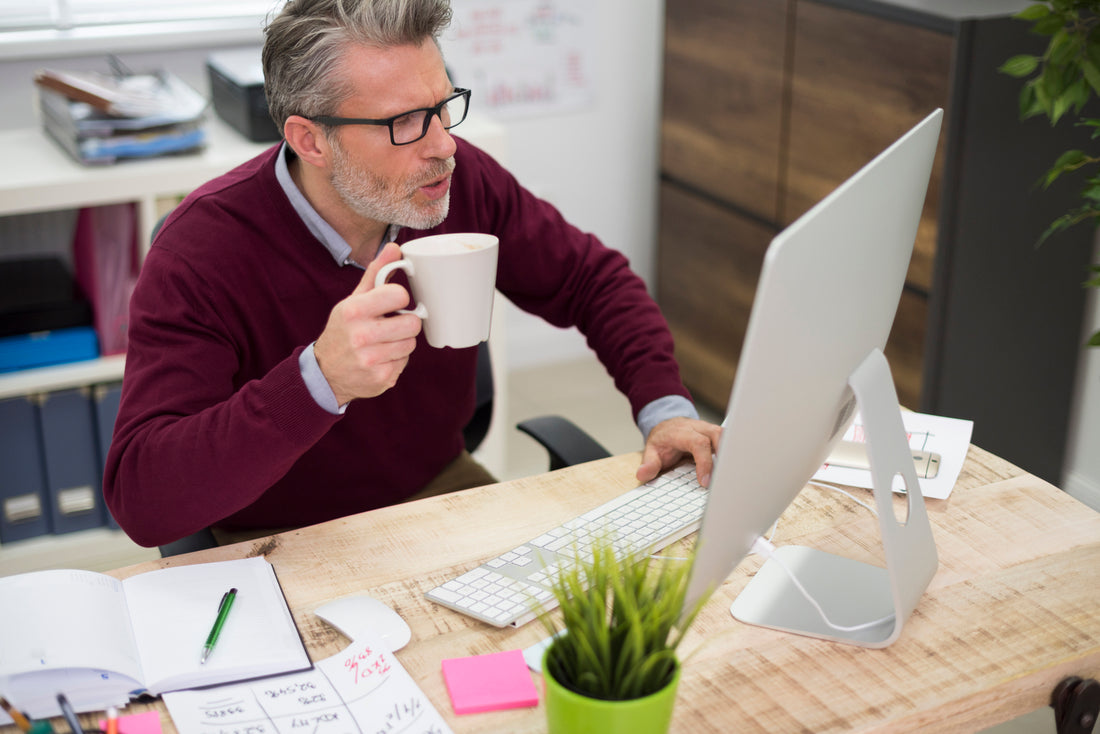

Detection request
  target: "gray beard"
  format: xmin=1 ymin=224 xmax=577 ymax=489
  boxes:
xmin=329 ymin=140 xmax=454 ymax=230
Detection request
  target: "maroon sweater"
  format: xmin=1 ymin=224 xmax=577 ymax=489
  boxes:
xmin=105 ymin=138 xmax=690 ymax=546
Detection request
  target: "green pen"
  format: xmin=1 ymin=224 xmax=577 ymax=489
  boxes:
xmin=200 ymin=587 xmax=238 ymax=664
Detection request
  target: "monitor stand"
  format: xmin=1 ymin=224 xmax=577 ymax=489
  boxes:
xmin=729 ymin=348 xmax=939 ymax=647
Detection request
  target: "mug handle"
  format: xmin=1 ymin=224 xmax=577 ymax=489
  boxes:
xmin=374 ymin=259 xmax=429 ymax=318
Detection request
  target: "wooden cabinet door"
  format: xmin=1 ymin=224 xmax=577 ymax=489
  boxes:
xmin=661 ymin=0 xmax=790 ymax=223
xmin=784 ymin=1 xmax=953 ymax=407
xmin=657 ymin=182 xmax=776 ymax=410
xmin=784 ymin=0 xmax=952 ymax=295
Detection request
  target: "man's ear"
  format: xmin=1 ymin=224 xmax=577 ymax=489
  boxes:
xmin=283 ymin=115 xmax=330 ymax=169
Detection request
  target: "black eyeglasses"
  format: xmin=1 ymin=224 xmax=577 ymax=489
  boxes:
xmin=309 ymin=88 xmax=471 ymax=146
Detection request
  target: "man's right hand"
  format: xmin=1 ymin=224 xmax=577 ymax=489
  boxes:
xmin=313 ymin=242 xmax=422 ymax=406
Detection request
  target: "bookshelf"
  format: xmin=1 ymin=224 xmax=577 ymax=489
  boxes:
xmin=0 ymin=117 xmax=270 ymax=573
xmin=0 ymin=116 xmax=274 ymax=251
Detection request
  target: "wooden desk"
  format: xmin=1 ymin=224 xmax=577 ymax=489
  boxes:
xmin=97 ymin=448 xmax=1098 ymax=733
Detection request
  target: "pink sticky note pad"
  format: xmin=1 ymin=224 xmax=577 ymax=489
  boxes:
xmin=441 ymin=649 xmax=540 ymax=714
xmin=97 ymin=711 xmax=163 ymax=734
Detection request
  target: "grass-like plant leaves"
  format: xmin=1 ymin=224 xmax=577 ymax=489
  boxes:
xmin=539 ymin=539 xmax=709 ymax=701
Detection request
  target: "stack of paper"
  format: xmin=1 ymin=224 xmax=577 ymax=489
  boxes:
xmin=34 ymin=68 xmax=208 ymax=165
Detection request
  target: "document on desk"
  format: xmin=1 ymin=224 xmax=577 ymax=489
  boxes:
xmin=163 ymin=631 xmax=453 ymax=734
xmin=813 ymin=410 xmax=974 ymax=500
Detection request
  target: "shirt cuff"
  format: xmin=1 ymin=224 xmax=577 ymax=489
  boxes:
xmin=299 ymin=342 xmax=348 ymax=415
xmin=637 ymin=395 xmax=698 ymax=439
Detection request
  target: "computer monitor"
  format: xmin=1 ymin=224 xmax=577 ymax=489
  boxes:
xmin=682 ymin=109 xmax=943 ymax=648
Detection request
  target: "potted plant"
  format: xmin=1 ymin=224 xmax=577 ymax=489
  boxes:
xmin=1000 ymin=1 xmax=1100 ymax=345
xmin=537 ymin=540 xmax=710 ymax=734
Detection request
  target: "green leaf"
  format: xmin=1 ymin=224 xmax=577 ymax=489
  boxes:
xmin=1044 ymin=149 xmax=1089 ymax=187
xmin=1067 ymin=77 xmax=1092 ymax=115
xmin=1020 ymin=82 xmax=1047 ymax=120
xmin=1081 ymin=59 xmax=1100 ymax=96
xmin=1000 ymin=54 xmax=1041 ymax=77
xmin=1088 ymin=330 xmax=1100 ymax=347
xmin=1016 ymin=3 xmax=1052 ymax=21
xmin=1033 ymin=12 xmax=1068 ymax=35
xmin=1036 ymin=206 xmax=1100 ymax=245
xmin=1082 ymin=181 xmax=1100 ymax=203
xmin=1037 ymin=213 xmax=1074 ymax=246
xmin=1041 ymin=61 xmax=1071 ymax=103
xmin=1052 ymin=90 xmax=1074 ymax=124
xmin=1034 ymin=72 xmax=1055 ymax=117
xmin=1048 ymin=29 xmax=1081 ymax=66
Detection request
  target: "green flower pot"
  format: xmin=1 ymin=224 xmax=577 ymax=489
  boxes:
xmin=542 ymin=649 xmax=681 ymax=734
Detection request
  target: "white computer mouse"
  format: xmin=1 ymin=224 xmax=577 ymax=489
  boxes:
xmin=314 ymin=595 xmax=412 ymax=652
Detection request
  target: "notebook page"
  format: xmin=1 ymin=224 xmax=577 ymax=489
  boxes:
xmin=0 ymin=569 xmax=143 ymax=718
xmin=121 ymin=556 xmax=309 ymax=693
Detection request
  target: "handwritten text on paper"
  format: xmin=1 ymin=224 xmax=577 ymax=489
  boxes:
xmin=164 ymin=636 xmax=453 ymax=734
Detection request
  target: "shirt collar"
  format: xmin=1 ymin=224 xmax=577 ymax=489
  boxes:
xmin=274 ymin=142 xmax=399 ymax=269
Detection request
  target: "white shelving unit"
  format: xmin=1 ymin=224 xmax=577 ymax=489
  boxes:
xmin=0 ymin=113 xmax=510 ymax=574
xmin=0 ymin=117 xmax=273 ymax=574
xmin=0 ymin=117 xmax=275 ymax=244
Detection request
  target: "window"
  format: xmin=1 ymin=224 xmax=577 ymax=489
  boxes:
xmin=0 ymin=1 xmax=283 ymax=33
xmin=0 ymin=1 xmax=285 ymax=58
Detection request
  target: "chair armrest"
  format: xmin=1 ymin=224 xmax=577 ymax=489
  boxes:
xmin=516 ymin=415 xmax=611 ymax=471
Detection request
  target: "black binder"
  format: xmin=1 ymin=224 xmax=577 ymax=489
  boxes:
xmin=93 ymin=382 xmax=123 ymax=530
xmin=39 ymin=388 xmax=106 ymax=534
xmin=0 ymin=395 xmax=51 ymax=542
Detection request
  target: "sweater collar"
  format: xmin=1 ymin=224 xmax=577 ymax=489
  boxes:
xmin=273 ymin=142 xmax=399 ymax=269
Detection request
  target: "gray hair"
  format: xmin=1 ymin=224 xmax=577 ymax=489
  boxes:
xmin=262 ymin=0 xmax=453 ymax=132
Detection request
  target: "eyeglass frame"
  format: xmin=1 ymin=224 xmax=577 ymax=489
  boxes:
xmin=307 ymin=88 xmax=471 ymax=146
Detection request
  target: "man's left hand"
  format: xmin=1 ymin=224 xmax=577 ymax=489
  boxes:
xmin=636 ymin=417 xmax=723 ymax=487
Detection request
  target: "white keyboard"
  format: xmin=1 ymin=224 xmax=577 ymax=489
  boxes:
xmin=424 ymin=464 xmax=707 ymax=627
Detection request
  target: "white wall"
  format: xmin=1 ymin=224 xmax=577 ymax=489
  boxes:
xmin=446 ymin=0 xmax=666 ymax=370
xmin=0 ymin=0 xmax=665 ymax=373
xmin=1064 ymin=241 xmax=1100 ymax=511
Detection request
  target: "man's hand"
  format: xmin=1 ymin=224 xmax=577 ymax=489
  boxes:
xmin=636 ymin=417 xmax=723 ymax=487
xmin=313 ymin=242 xmax=422 ymax=406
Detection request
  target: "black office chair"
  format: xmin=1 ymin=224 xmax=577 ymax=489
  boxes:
xmin=151 ymin=215 xmax=611 ymax=557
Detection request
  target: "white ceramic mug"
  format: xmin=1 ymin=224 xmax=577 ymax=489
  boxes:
xmin=374 ymin=233 xmax=499 ymax=349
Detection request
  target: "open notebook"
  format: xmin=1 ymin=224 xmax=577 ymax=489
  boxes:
xmin=0 ymin=555 xmax=311 ymax=719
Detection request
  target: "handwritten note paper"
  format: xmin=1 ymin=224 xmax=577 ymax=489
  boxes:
xmin=163 ymin=633 xmax=452 ymax=734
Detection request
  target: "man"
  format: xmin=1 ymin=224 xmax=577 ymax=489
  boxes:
xmin=104 ymin=0 xmax=721 ymax=548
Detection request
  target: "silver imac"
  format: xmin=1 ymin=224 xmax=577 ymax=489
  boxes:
xmin=683 ymin=109 xmax=944 ymax=647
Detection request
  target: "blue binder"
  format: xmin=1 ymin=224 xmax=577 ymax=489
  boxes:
xmin=0 ymin=326 xmax=99 ymax=373
xmin=93 ymin=382 xmax=123 ymax=530
xmin=39 ymin=388 xmax=106 ymax=534
xmin=0 ymin=395 xmax=51 ymax=543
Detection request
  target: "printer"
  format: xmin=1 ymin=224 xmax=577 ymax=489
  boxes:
xmin=207 ymin=48 xmax=281 ymax=143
